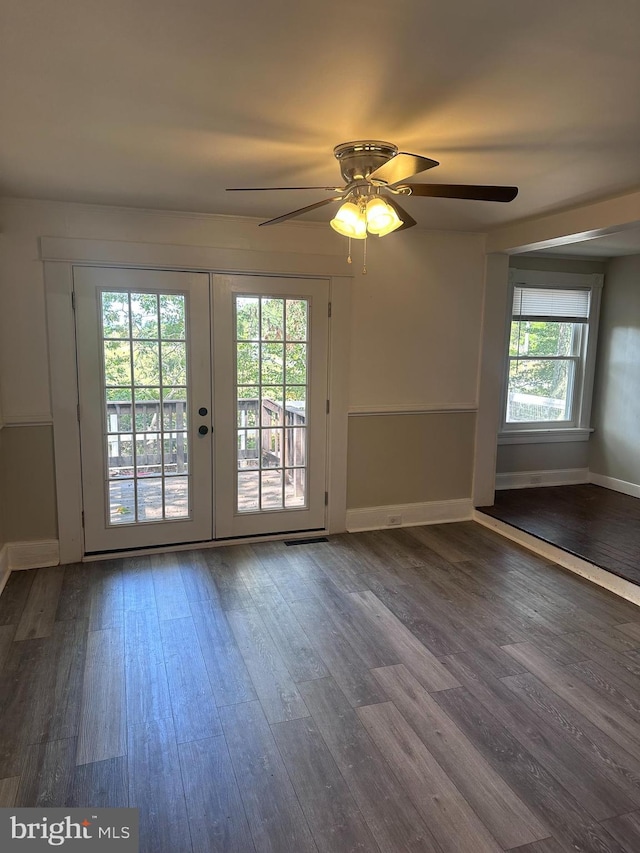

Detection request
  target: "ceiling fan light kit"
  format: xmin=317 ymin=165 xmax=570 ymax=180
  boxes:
xmin=227 ymin=140 xmax=518 ymax=271
xmin=330 ymin=196 xmax=403 ymax=239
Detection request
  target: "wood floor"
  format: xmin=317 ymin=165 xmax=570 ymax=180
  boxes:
xmin=479 ymin=484 xmax=640 ymax=587
xmin=1 ymin=522 xmax=640 ymax=852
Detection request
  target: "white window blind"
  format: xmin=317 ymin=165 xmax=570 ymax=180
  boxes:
xmin=512 ymin=287 xmax=590 ymax=321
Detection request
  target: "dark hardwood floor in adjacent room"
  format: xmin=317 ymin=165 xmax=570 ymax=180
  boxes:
xmin=479 ymin=484 xmax=640 ymax=586
xmin=1 ymin=522 xmax=640 ymax=852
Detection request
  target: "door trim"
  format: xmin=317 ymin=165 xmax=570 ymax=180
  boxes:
xmin=44 ymin=239 xmax=351 ymax=562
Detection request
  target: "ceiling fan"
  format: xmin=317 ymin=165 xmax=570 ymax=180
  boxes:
xmin=227 ymin=140 xmax=518 ymax=237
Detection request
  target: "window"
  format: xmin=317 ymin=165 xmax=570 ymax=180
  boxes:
xmin=500 ymin=270 xmax=603 ymax=443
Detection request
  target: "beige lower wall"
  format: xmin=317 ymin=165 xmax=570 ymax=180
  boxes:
xmin=346 ymin=412 xmax=475 ymax=509
xmin=0 ymin=425 xmax=58 ymax=542
xmin=496 ymin=440 xmax=589 ymax=474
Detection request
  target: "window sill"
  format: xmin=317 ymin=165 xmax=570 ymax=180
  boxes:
xmin=498 ymin=428 xmax=593 ymax=445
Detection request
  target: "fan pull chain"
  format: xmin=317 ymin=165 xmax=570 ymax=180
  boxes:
xmin=362 ymin=233 xmax=367 ymax=275
xmin=347 ymin=237 xmax=352 ymax=265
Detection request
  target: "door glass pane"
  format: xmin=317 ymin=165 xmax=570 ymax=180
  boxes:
xmin=131 ymin=293 xmax=159 ymax=339
xmin=285 ymin=469 xmax=306 ymax=508
xmin=101 ymin=290 xmax=191 ymax=525
xmin=160 ymin=295 xmax=186 ymax=339
xmin=234 ymin=294 xmax=309 ymax=513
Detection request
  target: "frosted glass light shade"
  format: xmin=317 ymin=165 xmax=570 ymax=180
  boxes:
xmin=366 ymin=197 xmax=403 ymax=235
xmin=330 ymin=202 xmax=367 ymax=239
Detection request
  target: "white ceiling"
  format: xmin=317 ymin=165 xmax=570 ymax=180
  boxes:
xmin=1 ymin=0 xmax=639 ymax=233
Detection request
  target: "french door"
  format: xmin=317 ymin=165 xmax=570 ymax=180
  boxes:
xmin=75 ymin=267 xmax=328 ymax=553
xmin=75 ymin=267 xmax=213 ymax=552
xmin=213 ymin=275 xmax=329 ymax=538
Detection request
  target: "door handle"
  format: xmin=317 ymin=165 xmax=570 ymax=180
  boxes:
xmin=198 ymin=425 xmax=209 ymax=435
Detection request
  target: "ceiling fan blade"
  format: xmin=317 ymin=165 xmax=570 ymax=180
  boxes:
xmin=227 ymin=186 xmax=341 ymax=192
xmin=384 ymin=197 xmax=417 ymax=231
xmin=259 ymin=196 xmax=343 ymax=227
xmin=403 ymin=183 xmax=519 ymax=202
xmin=369 ymin=152 xmax=439 ymax=185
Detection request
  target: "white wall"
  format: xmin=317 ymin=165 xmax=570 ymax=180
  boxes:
xmin=590 ymin=254 xmax=640 ymax=487
xmin=0 ymin=198 xmax=487 ymax=542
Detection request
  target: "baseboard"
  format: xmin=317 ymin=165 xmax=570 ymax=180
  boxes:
xmin=473 ymin=510 xmax=640 ymax=607
xmin=589 ymin=472 xmax=640 ymax=500
xmin=495 ymin=468 xmax=590 ymax=490
xmin=346 ymin=499 xmax=473 ymax=533
xmin=7 ymin=539 xmax=60 ymax=571
xmin=0 ymin=545 xmax=9 ymax=597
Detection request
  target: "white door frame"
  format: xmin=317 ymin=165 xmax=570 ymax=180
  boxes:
xmin=43 ymin=237 xmax=352 ymax=564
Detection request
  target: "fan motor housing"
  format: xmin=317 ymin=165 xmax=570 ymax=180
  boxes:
xmin=333 ymin=140 xmax=398 ymax=183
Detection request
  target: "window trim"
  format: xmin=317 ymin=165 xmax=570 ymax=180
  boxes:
xmin=499 ymin=269 xmax=603 ymax=443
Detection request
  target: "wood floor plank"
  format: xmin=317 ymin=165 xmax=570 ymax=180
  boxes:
xmin=616 ymin=624 xmax=640 ymax=645
xmin=567 ymin=659 xmax=640 ymax=724
xmin=249 ymin=585 xmax=328 ymax=682
xmin=290 ymin=596 xmax=387 ymax=707
xmin=0 ymin=636 xmax=49 ymax=777
xmin=562 ymin=631 xmax=640 ymax=692
xmin=0 ymin=618 xmax=87 ymax=778
xmin=503 ymin=642 xmax=640 ymax=763
xmin=201 ymin=549 xmax=254 ymax=611
xmin=67 ymin=757 xmax=128 ymax=808
xmin=55 ymin=563 xmax=92 ymax=621
xmin=226 ymin=606 xmax=309 ymax=724
xmin=121 ymin=555 xmax=157 ymax=612
xmin=312 ymin=580 xmax=398 ymax=669
xmin=585 ymin=626 xmax=640 ymax=654
xmin=372 ymin=664 xmax=549 ymax=849
xmin=88 ymin=561 xmax=124 ymax=630
xmin=0 ymin=625 xmax=15 ymax=671
xmin=0 ymin=569 xmax=36 ymax=626
xmin=15 ymin=737 xmax=76 ymax=807
xmin=151 ymin=553 xmax=191 ymax=622
xmin=127 ymin=716 xmax=191 ymax=853
xmin=14 ymin=565 xmax=65 ymax=640
xmin=124 ymin=609 xmax=172 ymax=726
xmin=42 ymin=619 xmax=89 ymax=743
xmin=509 ymin=839 xmax=568 ymax=853
xmin=159 ymin=616 xmax=222 ymax=742
xmin=220 ymin=700 xmax=317 ymax=853
xmin=221 ymin=544 xmax=276 ymax=596
xmin=441 ymin=652 xmax=637 ymax=821
xmin=502 ymin=672 xmax=640 ymax=810
xmin=189 ymin=598 xmax=257 ymax=707
xmin=390 ymin=573 xmax=527 ymax=678
xmin=250 ymin=541 xmax=322 ymax=603
xmin=434 ymin=686 xmax=629 ymax=853
xmin=600 ymin=811 xmax=640 ymax=853
xmin=299 ymin=677 xmax=441 ymax=853
xmin=179 ymin=550 xmax=221 ymax=603
xmin=0 ymin=776 xmax=20 ymax=807
xmin=272 ymin=716 xmax=379 ymax=853
xmin=366 ymin=580 xmax=467 ymax=657
xmin=178 ymin=736 xmax=255 ymax=853
xmin=76 ymin=627 xmax=126 ymax=766
xmin=348 ymin=590 xmax=459 ymax=692
xmin=357 ymin=701 xmax=503 ymax=853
